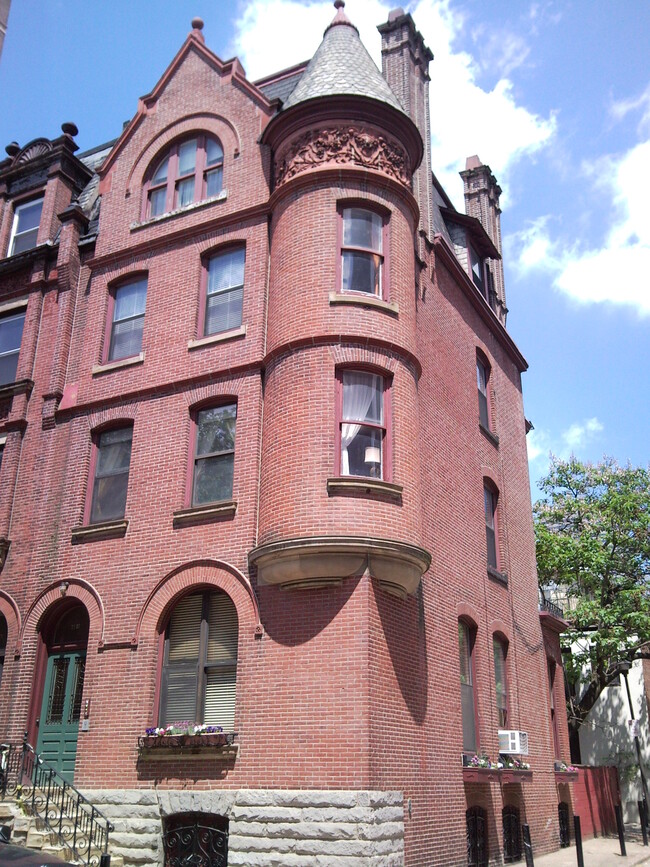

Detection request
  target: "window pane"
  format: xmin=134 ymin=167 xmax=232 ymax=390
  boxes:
xmin=205 ymin=286 xmax=242 ymax=335
xmin=494 ymin=639 xmax=507 ymax=727
xmin=206 ymin=168 xmax=223 ymax=197
xmin=196 ymin=405 xmax=236 ymax=456
xmin=342 ymin=372 xmax=382 ymax=424
xmin=462 ymin=682 xmax=477 ymax=753
xmin=91 ymin=428 xmax=132 ymax=523
xmin=152 ymin=157 xmax=169 ymax=184
xmin=163 ymin=668 xmax=198 ymax=724
xmin=114 ymin=280 xmax=147 ymax=321
xmin=16 ymin=200 xmax=43 ymax=233
xmin=109 ymin=318 xmax=143 ymax=361
xmin=204 ymin=667 xmax=236 ymax=729
xmin=206 ymin=137 xmax=223 ymax=166
xmin=341 ymin=251 xmax=381 ymax=294
xmin=0 ymin=312 xmax=25 ymax=385
xmin=176 ymin=177 xmax=195 ymax=208
xmin=459 ymin=623 xmax=472 ymax=686
xmin=343 ymin=209 xmax=382 ymax=250
xmin=471 ymin=246 xmax=485 ymax=294
xmin=193 ymin=454 xmax=234 ymax=504
xmin=149 ymin=187 xmax=167 ymax=217
xmin=178 ymin=139 xmax=197 ymax=175
xmin=168 ymin=594 xmax=203 ymax=661
xmin=11 ymin=228 xmax=40 ymax=255
xmin=340 ymin=425 xmax=382 ymax=478
xmin=206 ymin=593 xmax=238 ymax=662
xmin=207 ymin=249 xmax=245 ymax=295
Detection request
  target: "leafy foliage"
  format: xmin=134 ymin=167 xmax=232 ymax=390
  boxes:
xmin=534 ymin=457 xmax=650 ymax=731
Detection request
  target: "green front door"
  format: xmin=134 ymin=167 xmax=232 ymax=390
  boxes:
xmin=36 ymin=651 xmax=85 ymax=781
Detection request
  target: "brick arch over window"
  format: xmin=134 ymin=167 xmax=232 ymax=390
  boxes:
xmin=18 ymin=579 xmax=105 ymax=655
xmin=125 ymin=112 xmax=242 ymax=194
xmin=133 ymin=559 xmax=262 ymax=647
xmin=0 ymin=589 xmax=21 ymax=654
xmin=457 ymin=601 xmax=480 ymax=629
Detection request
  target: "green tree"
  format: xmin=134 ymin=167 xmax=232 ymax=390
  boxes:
xmin=534 ymin=457 xmax=650 ymax=735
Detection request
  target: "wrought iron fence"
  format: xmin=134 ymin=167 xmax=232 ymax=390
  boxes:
xmin=0 ymin=735 xmax=113 ymax=867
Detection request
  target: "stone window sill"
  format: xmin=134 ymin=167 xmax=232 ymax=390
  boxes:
xmin=479 ymin=423 xmax=499 ymax=448
xmin=173 ymin=500 xmax=237 ymax=527
xmin=92 ymin=352 xmax=145 ymax=376
xmin=326 ymin=476 xmax=403 ymax=504
xmin=0 ymin=378 xmax=33 ymax=400
xmin=188 ymin=325 xmax=246 ymax=351
xmin=487 ymin=565 xmax=508 ymax=586
xmin=328 ymin=291 xmax=398 ymax=315
xmin=130 ymin=191 xmax=228 ymax=231
xmin=71 ymin=519 xmax=128 ymax=543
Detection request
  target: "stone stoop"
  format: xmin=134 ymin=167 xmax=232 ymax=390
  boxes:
xmin=1 ymin=797 xmax=123 ymax=867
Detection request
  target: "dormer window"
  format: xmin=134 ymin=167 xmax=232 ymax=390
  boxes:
xmin=469 ymin=244 xmax=485 ymax=298
xmin=145 ymin=136 xmax=223 ymax=219
xmin=9 ymin=198 xmax=43 ymax=256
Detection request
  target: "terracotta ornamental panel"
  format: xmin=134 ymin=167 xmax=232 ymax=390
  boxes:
xmin=275 ymin=126 xmax=410 ymax=187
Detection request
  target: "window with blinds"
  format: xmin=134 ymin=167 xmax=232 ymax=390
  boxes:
xmin=160 ymin=590 xmax=238 ymax=730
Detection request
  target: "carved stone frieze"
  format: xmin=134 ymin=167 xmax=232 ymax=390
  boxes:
xmin=275 ymin=126 xmax=410 ymax=187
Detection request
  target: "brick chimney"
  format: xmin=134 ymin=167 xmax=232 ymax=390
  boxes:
xmin=378 ymin=8 xmax=433 ymax=239
xmin=461 ymin=156 xmax=507 ymax=324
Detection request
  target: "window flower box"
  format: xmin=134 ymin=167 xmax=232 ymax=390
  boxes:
xmin=138 ymin=724 xmax=238 ymax=759
xmin=462 ymin=754 xmax=501 ymax=783
xmin=500 ymin=768 xmax=533 ymax=784
xmin=555 ymin=761 xmax=579 ymax=782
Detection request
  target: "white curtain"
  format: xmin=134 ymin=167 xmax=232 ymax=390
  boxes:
xmin=341 ymin=373 xmax=380 ymax=475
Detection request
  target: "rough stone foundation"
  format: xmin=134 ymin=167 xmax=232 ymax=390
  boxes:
xmin=85 ymin=789 xmax=405 ymax=867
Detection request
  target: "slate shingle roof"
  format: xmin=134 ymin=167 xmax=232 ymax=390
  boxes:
xmin=283 ymin=10 xmax=404 ymax=114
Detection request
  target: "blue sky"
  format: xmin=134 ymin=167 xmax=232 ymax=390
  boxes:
xmin=1 ymin=0 xmax=648 ymax=497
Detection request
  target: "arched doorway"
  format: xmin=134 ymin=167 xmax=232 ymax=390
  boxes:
xmin=35 ymin=603 xmax=89 ymax=781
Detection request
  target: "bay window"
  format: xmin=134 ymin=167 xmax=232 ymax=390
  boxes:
xmin=340 ymin=207 xmax=385 ymax=296
xmin=338 ymin=370 xmax=387 ymax=478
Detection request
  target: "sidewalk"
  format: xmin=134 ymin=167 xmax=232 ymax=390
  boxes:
xmin=534 ymin=833 xmax=650 ymax=867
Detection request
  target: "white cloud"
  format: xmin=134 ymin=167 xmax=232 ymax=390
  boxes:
xmin=610 ymin=82 xmax=650 ymax=135
xmin=509 ymin=139 xmax=650 ymax=315
xmin=232 ymin=0 xmax=556 ymax=207
xmin=527 ymin=417 xmax=604 ymax=470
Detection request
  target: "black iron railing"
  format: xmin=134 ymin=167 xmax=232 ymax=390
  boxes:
xmin=539 ymin=597 xmax=565 ymax=620
xmin=0 ymin=735 xmax=113 ymax=867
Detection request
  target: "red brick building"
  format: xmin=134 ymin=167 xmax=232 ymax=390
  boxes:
xmin=0 ymin=3 xmax=573 ymax=864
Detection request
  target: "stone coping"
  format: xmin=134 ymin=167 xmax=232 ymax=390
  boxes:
xmin=249 ymin=534 xmax=431 ymax=598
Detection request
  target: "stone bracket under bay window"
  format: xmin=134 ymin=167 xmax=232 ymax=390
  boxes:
xmin=249 ymin=535 xmax=431 ymax=598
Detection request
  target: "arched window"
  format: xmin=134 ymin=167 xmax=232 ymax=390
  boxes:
xmin=484 ymin=480 xmax=500 ymax=573
xmin=145 ymin=135 xmax=224 ymax=218
xmin=159 ymin=590 xmax=238 ymax=730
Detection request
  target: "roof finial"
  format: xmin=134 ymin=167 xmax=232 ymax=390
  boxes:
xmin=190 ymin=17 xmax=205 ymax=43
xmin=326 ymin=0 xmax=354 ymax=32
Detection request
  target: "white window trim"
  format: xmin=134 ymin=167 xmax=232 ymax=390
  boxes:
xmin=8 ymin=198 xmax=44 ymax=257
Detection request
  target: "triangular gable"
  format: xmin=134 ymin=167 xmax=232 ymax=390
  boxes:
xmin=100 ymin=31 xmax=275 ymax=179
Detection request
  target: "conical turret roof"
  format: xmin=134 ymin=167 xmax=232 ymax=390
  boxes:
xmin=283 ymin=1 xmax=404 ymax=113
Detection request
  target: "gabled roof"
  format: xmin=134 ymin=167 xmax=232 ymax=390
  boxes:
xmin=283 ymin=1 xmax=404 ymax=114
xmin=99 ymin=20 xmax=274 ymax=180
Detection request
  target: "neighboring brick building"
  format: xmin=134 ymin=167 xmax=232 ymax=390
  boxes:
xmin=0 ymin=3 xmax=574 ymax=864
